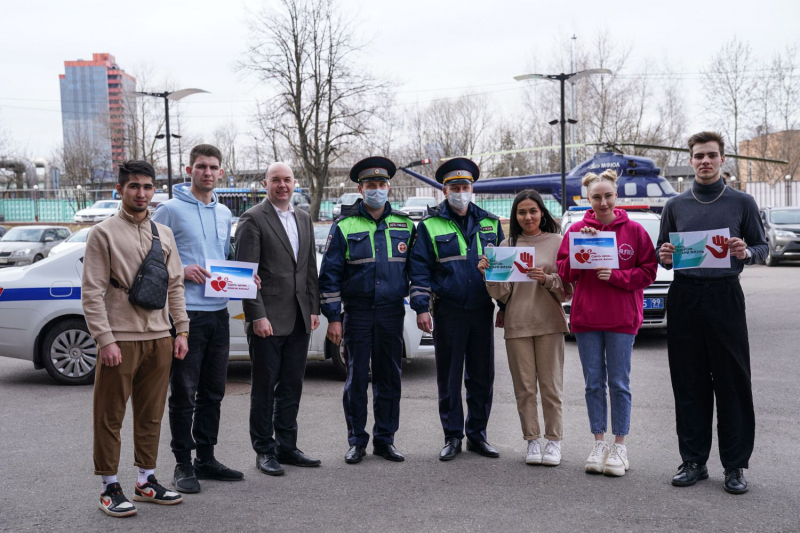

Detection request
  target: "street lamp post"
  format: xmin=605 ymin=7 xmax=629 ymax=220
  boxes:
xmin=786 ymin=175 xmax=793 ymax=207
xmin=677 ymin=177 xmax=684 ymax=193
xmin=515 ymin=69 xmax=612 ymax=214
xmin=128 ymin=88 xmax=209 ymax=198
xmin=33 ymin=184 xmax=39 ymax=222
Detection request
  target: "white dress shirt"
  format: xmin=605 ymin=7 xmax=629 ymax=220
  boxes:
xmin=270 ymin=201 xmax=299 ymax=261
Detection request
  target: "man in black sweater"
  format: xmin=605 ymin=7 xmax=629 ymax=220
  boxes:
xmin=657 ymin=131 xmax=767 ymax=495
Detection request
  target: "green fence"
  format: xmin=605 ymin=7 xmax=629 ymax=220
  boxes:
xmin=475 ymin=198 xmax=562 ymax=218
xmin=0 ymin=198 xmax=79 ymax=223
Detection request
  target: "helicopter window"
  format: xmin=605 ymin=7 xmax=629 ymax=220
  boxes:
xmin=624 ymin=183 xmax=637 ymax=196
xmin=660 ymin=181 xmax=676 ymax=195
xmin=646 ymin=183 xmax=663 ymax=197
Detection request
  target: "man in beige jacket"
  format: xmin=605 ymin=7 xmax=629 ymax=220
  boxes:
xmin=82 ymin=160 xmax=189 ymax=518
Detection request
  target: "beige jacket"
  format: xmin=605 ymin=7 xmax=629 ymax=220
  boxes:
xmin=81 ymin=207 xmax=189 ymax=348
xmin=486 ymin=233 xmax=572 ymax=339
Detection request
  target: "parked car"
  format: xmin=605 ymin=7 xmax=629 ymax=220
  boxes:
xmin=73 ymin=200 xmax=120 ymax=223
xmin=0 ymin=225 xmax=7 ymax=238
xmin=149 ymin=193 xmax=170 ymax=213
xmin=0 ymin=226 xmax=70 ymax=268
xmin=402 ymin=196 xmax=437 ymax=220
xmin=50 ymin=227 xmax=92 ymax=256
xmin=314 ymin=223 xmax=333 ymax=253
xmin=291 ymin=192 xmax=312 ymax=212
xmin=332 ymin=193 xmax=361 ymax=219
xmin=760 ymin=206 xmax=800 ymax=266
xmin=0 ymin=244 xmax=433 ymax=385
xmin=560 ymin=207 xmax=672 ymax=331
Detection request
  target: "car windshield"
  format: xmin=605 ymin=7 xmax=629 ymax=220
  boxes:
xmin=65 ymin=229 xmax=91 ymax=243
xmin=404 ymin=197 xmax=436 ymax=207
xmin=314 ymin=225 xmax=332 ymax=239
xmin=771 ymin=209 xmax=800 ymax=224
xmin=1 ymin=228 xmax=45 ymax=242
xmin=91 ymin=201 xmax=118 ymax=209
xmin=338 ymin=193 xmax=361 ymax=205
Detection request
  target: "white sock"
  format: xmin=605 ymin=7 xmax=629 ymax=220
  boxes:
xmin=137 ymin=468 xmax=154 ymax=486
xmin=101 ymin=475 xmax=118 ymax=492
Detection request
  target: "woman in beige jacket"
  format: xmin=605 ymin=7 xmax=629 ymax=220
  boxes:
xmin=478 ymin=190 xmax=572 ymax=466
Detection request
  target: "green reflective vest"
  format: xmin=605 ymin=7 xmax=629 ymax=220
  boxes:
xmin=423 ymin=216 xmax=499 ymax=259
xmin=338 ymin=213 xmax=413 ymax=261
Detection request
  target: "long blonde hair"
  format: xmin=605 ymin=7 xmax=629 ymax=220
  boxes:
xmin=582 ymin=169 xmax=619 ymax=190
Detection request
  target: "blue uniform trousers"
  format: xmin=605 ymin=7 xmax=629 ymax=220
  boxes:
xmin=342 ymin=303 xmax=404 ymax=447
xmin=433 ymin=299 xmax=495 ymax=443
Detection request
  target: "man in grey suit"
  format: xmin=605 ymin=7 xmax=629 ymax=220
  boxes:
xmin=235 ymin=162 xmax=321 ymax=476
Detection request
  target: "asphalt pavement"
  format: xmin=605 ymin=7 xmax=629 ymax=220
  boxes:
xmin=1 ymin=264 xmax=799 ymax=532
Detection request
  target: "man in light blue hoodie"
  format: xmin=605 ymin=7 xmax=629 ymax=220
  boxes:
xmin=153 ymin=144 xmax=243 ymax=494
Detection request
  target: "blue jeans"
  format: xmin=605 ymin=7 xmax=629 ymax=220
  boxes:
xmin=574 ymin=331 xmax=635 ymax=436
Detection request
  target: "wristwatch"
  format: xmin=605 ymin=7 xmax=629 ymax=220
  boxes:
xmin=745 ymin=248 xmax=752 ymax=260
xmin=177 ymin=331 xmax=189 ymax=338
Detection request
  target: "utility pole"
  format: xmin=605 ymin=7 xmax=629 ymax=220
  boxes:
xmin=570 ymin=35 xmax=577 ymax=169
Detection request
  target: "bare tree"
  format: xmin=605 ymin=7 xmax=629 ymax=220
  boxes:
xmin=123 ymin=66 xmax=168 ymax=167
xmin=701 ymin=38 xmax=757 ymax=176
xmin=55 ymin=121 xmax=113 ymax=188
xmin=239 ymin=0 xmax=392 ymax=220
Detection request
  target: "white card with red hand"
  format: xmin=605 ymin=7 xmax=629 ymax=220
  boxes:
xmin=203 ymin=259 xmax=259 ymax=298
xmin=669 ymin=228 xmax=731 ymax=269
xmin=569 ymin=231 xmax=620 ymax=270
xmin=485 ymin=247 xmax=536 ymax=282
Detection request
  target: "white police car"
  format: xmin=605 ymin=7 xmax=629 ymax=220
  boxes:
xmin=560 ymin=206 xmax=672 ymax=331
xmin=0 ymin=245 xmax=433 ymax=385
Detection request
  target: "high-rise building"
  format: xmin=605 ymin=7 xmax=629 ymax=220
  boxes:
xmin=59 ymin=53 xmax=136 ymax=173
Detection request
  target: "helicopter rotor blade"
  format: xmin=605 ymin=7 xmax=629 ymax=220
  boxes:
xmin=441 ymin=144 xmax=588 ymax=162
xmin=613 ymin=143 xmax=788 ymax=165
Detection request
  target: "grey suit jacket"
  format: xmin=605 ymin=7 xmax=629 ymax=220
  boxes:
xmin=235 ymin=199 xmax=320 ymax=337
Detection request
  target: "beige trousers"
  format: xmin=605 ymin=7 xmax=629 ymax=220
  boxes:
xmin=93 ymin=337 xmax=173 ymax=475
xmin=505 ymin=333 xmax=564 ymax=441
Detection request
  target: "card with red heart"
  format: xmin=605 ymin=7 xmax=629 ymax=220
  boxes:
xmin=568 ymin=231 xmax=620 ymax=270
xmin=203 ymin=259 xmax=260 ymax=299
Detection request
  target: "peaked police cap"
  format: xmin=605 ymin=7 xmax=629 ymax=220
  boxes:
xmin=349 ymin=156 xmax=397 ymax=183
xmin=435 ymin=157 xmax=480 ymax=185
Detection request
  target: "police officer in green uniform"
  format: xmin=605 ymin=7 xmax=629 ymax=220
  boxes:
xmin=408 ymin=157 xmax=505 ymax=461
xmin=319 ymin=156 xmax=416 ymax=464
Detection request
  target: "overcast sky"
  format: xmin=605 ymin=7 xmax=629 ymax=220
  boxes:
xmin=1 ymin=0 xmax=798 ymax=161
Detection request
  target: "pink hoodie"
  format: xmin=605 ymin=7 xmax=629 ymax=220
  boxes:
xmin=557 ymin=208 xmax=658 ymax=335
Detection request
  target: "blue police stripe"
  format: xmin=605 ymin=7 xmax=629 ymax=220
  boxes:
xmin=0 ymin=287 xmax=82 ymax=301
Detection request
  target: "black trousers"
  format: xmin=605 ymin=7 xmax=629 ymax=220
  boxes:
xmin=249 ymin=309 xmax=309 ymax=455
xmin=433 ymin=300 xmax=495 ymax=443
xmin=667 ymin=276 xmax=755 ymax=469
xmin=342 ymin=304 xmax=404 ymax=447
xmin=168 ymin=309 xmax=230 ymax=464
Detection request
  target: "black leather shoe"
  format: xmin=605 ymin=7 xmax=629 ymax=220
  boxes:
xmin=256 ymin=453 xmax=285 ymax=476
xmin=439 ymin=438 xmax=462 ymax=461
xmin=466 ymin=439 xmax=500 ymax=458
xmin=724 ymin=467 xmax=748 ymax=494
xmin=276 ymin=449 xmax=322 ymax=467
xmin=373 ymin=444 xmax=405 ymax=462
xmin=671 ymin=461 xmax=709 ymax=487
xmin=345 ymin=445 xmax=366 ymax=464
xmin=194 ymin=458 xmax=244 ymax=481
xmin=173 ymin=463 xmax=201 ymax=493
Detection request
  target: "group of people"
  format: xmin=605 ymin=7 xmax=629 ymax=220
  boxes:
xmin=82 ymin=131 xmax=766 ymax=519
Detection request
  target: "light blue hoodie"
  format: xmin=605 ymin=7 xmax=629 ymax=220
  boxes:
xmin=152 ymin=182 xmax=232 ymax=312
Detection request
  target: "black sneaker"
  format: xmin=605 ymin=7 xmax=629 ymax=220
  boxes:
xmin=194 ymin=458 xmax=244 ymax=481
xmin=173 ymin=463 xmax=201 ymax=493
xmin=99 ymin=482 xmax=137 ymax=518
xmin=133 ymin=475 xmax=183 ymax=505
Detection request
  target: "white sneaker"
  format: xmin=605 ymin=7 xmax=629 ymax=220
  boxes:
xmin=585 ymin=440 xmax=609 ymax=474
xmin=542 ymin=440 xmax=561 ymax=466
xmin=526 ymin=440 xmax=543 ymax=465
xmin=603 ymin=444 xmax=629 ymax=477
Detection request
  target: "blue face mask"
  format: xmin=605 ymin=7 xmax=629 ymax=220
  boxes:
xmin=447 ymin=192 xmax=471 ymax=211
xmin=363 ymin=188 xmax=388 ymax=209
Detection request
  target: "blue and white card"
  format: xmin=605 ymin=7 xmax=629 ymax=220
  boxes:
xmin=568 ymin=231 xmax=620 ymax=269
xmin=204 ymin=259 xmax=259 ymax=299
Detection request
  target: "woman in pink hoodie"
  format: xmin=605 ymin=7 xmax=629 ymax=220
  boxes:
xmin=557 ymin=169 xmax=657 ymax=478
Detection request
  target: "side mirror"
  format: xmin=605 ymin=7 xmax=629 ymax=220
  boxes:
xmin=45 ymin=236 xmax=54 ymax=242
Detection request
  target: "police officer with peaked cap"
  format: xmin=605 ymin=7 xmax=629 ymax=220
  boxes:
xmin=407 ymin=157 xmax=505 ymax=461
xmin=319 ymin=156 xmax=416 ymax=464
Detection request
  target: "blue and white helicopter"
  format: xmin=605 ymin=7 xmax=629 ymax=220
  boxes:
xmin=400 ymin=142 xmax=785 ymax=213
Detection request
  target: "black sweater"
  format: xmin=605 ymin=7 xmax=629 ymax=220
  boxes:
xmin=656 ymin=178 xmax=767 ymax=278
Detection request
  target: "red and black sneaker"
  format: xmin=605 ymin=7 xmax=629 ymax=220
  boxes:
xmin=133 ymin=475 xmax=183 ymax=505
xmin=99 ymin=482 xmax=137 ymax=518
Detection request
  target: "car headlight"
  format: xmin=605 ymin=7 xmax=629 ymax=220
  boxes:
xmin=11 ymin=249 xmax=31 ymax=256
xmin=775 ymin=229 xmax=795 ymax=238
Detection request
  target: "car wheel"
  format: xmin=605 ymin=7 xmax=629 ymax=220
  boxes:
xmin=326 ymin=338 xmax=347 ymax=381
xmin=765 ymin=249 xmax=779 ymax=267
xmin=40 ymin=319 xmax=97 ymax=385
xmin=33 ymin=254 xmax=44 ymax=263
